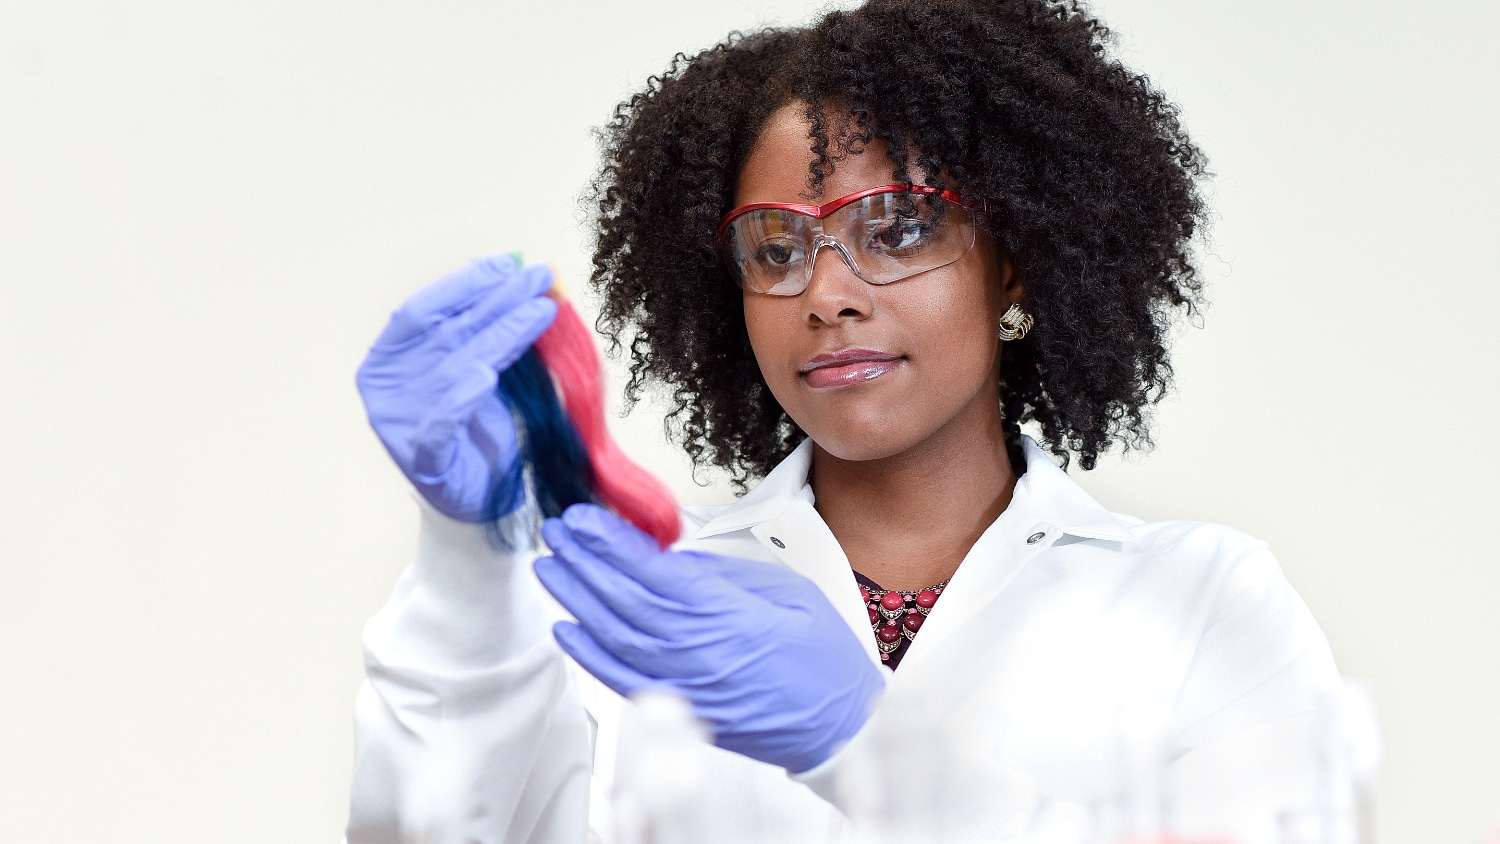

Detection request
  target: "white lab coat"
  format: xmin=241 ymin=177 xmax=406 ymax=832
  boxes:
xmin=345 ymin=435 xmax=1341 ymax=844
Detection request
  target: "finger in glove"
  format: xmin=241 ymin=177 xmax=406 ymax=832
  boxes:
xmin=375 ymin=253 xmax=526 ymax=347
xmin=538 ymin=520 xmax=699 ymax=641
xmin=673 ymin=549 xmax=822 ymax=606
xmin=424 ymin=263 xmax=556 ymax=352
xmin=422 ymin=294 xmax=558 ymax=384
xmin=550 ymin=621 xmax=658 ymax=700
xmin=553 ymin=504 xmax=719 ymax=604
xmin=533 ymin=555 xmax=664 ymax=665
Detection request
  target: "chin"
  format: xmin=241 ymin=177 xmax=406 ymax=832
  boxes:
xmin=804 ymin=424 xmax=928 ymax=463
xmin=785 ymin=389 xmax=940 ymax=463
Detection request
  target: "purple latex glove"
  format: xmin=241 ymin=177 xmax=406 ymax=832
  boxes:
xmin=356 ymin=254 xmax=557 ymax=522
xmin=534 ymin=504 xmax=885 ymax=773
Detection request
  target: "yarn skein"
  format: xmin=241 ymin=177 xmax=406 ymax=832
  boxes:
xmin=534 ymin=284 xmax=681 ymax=548
xmin=485 ymin=261 xmax=681 ymax=549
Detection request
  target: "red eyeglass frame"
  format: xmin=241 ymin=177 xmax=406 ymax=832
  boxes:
xmin=715 ymin=184 xmax=981 ymax=239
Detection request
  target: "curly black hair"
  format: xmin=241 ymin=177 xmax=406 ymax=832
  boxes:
xmin=588 ymin=0 xmax=1208 ymax=487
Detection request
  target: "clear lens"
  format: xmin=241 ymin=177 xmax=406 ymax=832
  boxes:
xmin=723 ymin=192 xmax=975 ymax=296
xmin=732 ymin=210 xmax=818 ymax=296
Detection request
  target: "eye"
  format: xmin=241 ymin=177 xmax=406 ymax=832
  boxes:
xmin=754 ymin=236 xmax=805 ymax=270
xmin=867 ymin=216 xmax=934 ymax=255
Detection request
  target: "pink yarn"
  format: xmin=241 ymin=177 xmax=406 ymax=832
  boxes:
xmin=535 ymin=293 xmax=682 ymax=548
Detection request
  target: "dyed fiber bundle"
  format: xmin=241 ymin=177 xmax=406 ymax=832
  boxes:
xmin=489 ymin=275 xmax=681 ymax=549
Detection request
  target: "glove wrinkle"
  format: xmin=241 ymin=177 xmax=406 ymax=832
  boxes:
xmin=356 ymin=254 xmax=557 ymax=522
xmin=538 ymin=503 xmax=885 ymax=773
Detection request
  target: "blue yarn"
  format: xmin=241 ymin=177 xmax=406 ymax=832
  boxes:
xmin=486 ymin=347 xmax=598 ymax=546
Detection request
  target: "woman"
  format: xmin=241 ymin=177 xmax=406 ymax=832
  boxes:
xmin=347 ymin=1 xmax=1341 ymax=841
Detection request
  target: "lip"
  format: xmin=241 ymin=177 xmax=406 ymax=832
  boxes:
xmin=801 ymin=349 xmax=902 ymax=371
xmin=799 ymin=348 xmax=904 ymax=388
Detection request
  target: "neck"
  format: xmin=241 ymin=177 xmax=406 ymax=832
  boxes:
xmin=808 ymin=399 xmax=1018 ymax=591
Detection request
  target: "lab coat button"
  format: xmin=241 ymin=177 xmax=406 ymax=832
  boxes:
xmin=770 ymin=536 xmax=786 ymax=549
xmin=1026 ymin=531 xmax=1046 ymax=545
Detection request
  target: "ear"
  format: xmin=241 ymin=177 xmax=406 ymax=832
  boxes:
xmin=979 ymin=229 xmax=1023 ymax=305
xmin=995 ymin=242 xmax=1023 ymax=301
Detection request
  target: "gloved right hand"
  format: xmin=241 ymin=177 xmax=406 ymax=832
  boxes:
xmin=356 ymin=254 xmax=558 ymax=522
xmin=535 ymin=504 xmax=886 ymax=774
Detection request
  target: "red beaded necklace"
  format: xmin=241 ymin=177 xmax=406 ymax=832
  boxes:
xmin=854 ymin=572 xmax=949 ymax=670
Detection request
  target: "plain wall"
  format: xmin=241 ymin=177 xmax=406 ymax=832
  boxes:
xmin=0 ymin=0 xmax=1495 ymax=841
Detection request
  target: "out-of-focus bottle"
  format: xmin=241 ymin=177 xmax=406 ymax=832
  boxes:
xmin=835 ymin=684 xmax=984 ymax=844
xmin=611 ymin=690 xmax=715 ymax=844
xmin=1276 ymin=680 xmax=1381 ymax=844
xmin=1088 ymin=702 xmax=1238 ymax=844
xmin=1091 ymin=703 xmax=1177 ymax=844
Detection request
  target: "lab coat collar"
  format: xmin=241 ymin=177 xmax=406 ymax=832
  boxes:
xmin=693 ymin=435 xmax=1134 ymax=543
xmin=1014 ymin=436 xmax=1136 ymax=542
xmin=692 ymin=438 xmax=817 ymax=539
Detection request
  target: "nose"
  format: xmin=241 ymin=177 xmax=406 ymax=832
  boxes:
xmin=802 ymin=236 xmax=872 ymax=325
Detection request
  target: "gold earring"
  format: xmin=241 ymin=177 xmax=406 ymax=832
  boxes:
xmin=997 ymin=303 xmax=1034 ymax=341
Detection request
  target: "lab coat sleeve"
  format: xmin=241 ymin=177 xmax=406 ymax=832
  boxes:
xmin=345 ymin=499 xmax=593 ymax=844
xmin=1164 ymin=539 xmax=1344 ymax=842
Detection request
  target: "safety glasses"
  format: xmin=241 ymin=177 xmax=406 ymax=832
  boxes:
xmin=716 ymin=185 xmax=980 ymax=296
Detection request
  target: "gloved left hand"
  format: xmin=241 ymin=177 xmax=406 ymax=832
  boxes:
xmin=355 ymin=255 xmax=557 ymax=522
xmin=534 ymin=504 xmax=885 ymax=774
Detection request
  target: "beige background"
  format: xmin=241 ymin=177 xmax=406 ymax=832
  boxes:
xmin=1 ymin=0 xmax=1496 ymax=841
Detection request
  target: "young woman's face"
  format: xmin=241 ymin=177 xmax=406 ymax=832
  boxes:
xmin=737 ymin=103 xmax=1021 ymax=463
